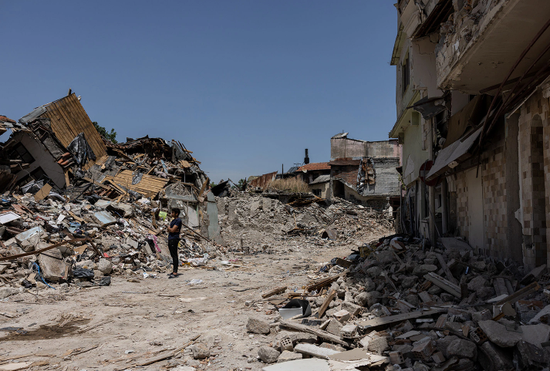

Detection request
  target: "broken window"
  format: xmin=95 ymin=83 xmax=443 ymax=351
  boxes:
xmin=312 ymin=189 xmax=321 ymax=196
xmin=402 ymin=54 xmax=410 ymax=95
xmin=9 ymin=143 xmax=34 ymax=164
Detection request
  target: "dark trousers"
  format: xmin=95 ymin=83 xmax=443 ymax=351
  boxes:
xmin=168 ymin=239 xmax=179 ymax=273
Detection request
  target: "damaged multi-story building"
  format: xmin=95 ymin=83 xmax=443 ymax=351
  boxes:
xmin=328 ymin=133 xmax=402 ymax=208
xmin=389 ymin=0 xmax=550 ymax=269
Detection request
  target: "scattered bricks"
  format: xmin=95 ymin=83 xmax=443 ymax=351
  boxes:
xmin=247 ymin=317 xmax=271 ymax=334
xmin=341 ymin=301 xmax=362 ymax=316
xmin=411 ymin=340 xmax=435 ymax=360
xmin=469 ymin=326 xmax=488 ymax=344
xmin=432 ymin=351 xmax=445 ymax=364
xmin=389 ymin=351 xmax=404 ymax=365
xmin=340 ymin=324 xmax=357 ymax=339
xmin=280 ymin=336 xmax=293 ymax=351
xmin=333 ymin=309 xmax=350 ymax=323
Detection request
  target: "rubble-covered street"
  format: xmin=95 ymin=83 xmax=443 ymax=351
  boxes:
xmin=3 ymin=0 xmax=550 ymax=370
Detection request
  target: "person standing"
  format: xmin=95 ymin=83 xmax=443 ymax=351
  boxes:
xmin=167 ymin=208 xmax=182 ymax=278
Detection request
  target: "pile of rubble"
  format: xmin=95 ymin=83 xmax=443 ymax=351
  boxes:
xmin=0 ymin=93 xmax=225 ymax=298
xmin=218 ymin=192 xmax=395 ymax=253
xmin=247 ymin=235 xmax=550 ymax=371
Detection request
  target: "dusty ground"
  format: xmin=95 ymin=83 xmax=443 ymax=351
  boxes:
xmin=0 ymin=233 xmax=393 ymax=371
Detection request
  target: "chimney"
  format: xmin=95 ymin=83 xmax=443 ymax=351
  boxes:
xmin=304 ymin=149 xmax=310 ymax=164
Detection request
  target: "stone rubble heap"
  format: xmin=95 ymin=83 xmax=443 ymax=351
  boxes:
xmin=247 ymin=235 xmax=550 ymax=371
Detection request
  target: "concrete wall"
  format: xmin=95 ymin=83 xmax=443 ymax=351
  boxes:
xmin=402 ymin=113 xmax=430 ymax=186
xmin=518 ymin=89 xmax=550 ymax=268
xmin=12 ymin=132 xmax=66 ymax=188
xmin=331 ymin=137 xmax=401 ymax=161
xmin=331 ymin=164 xmax=359 ymax=186
xmin=481 ymin=133 xmax=508 ymax=259
xmin=309 ymin=182 xmax=329 ymax=198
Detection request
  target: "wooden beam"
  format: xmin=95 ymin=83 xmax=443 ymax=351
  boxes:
xmin=306 ymin=272 xmax=345 ymax=292
xmin=436 ymin=253 xmax=458 ymax=285
xmin=317 ymin=289 xmax=336 ymax=318
xmin=261 ymin=286 xmax=287 ymax=299
xmin=424 ymin=273 xmax=461 ymax=298
xmin=0 ymin=237 xmax=90 ymax=262
xmin=495 ymin=281 xmax=540 ymax=306
xmin=279 ymin=320 xmax=350 ymax=347
xmin=357 ymin=308 xmax=447 ymax=331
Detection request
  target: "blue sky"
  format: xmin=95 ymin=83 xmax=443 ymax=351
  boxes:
xmin=0 ymin=1 xmax=398 ymax=183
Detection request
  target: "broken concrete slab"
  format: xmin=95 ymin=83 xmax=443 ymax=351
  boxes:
xmin=277 ymin=350 xmax=302 ymax=363
xmin=38 ymin=247 xmax=68 ymax=282
xmin=15 ymin=226 xmax=45 ymax=252
xmin=94 ymin=211 xmax=117 ymax=226
xmin=520 ymin=324 xmax=550 ymax=348
xmin=478 ymin=320 xmax=523 ymax=347
xmin=262 ymin=358 xmax=330 ymax=371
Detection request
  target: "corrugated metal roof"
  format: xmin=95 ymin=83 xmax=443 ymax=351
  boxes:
xmin=250 ymin=171 xmax=277 ymax=189
xmin=310 ymin=174 xmax=331 ymax=185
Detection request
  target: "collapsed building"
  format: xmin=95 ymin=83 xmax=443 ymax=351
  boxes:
xmin=389 ymin=0 xmax=550 ymax=269
xmin=0 ymin=91 xmax=223 ymax=285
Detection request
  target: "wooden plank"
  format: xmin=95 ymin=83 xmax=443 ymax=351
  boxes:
xmin=357 ymin=308 xmax=447 ymax=330
xmin=65 ymin=94 xmax=107 ymax=158
xmin=64 ymin=170 xmax=70 ymax=187
xmin=261 ymin=286 xmax=287 ymax=299
xmin=34 ymin=183 xmax=52 ymax=202
xmin=424 ymin=273 xmax=461 ymax=298
xmin=495 ymin=281 xmax=540 ymax=306
xmin=306 ymin=273 xmax=345 ymax=292
xmin=0 ymin=237 xmax=90 ymax=262
xmin=279 ymin=320 xmax=349 ymax=347
xmin=436 ymin=253 xmax=458 ymax=285
xmin=317 ymin=289 xmax=336 ymax=318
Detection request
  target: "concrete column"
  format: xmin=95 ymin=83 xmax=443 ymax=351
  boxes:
xmin=428 ymin=119 xmax=436 ymax=244
xmin=505 ymin=113 xmax=523 ymax=264
xmin=442 ymin=178 xmax=448 ymax=235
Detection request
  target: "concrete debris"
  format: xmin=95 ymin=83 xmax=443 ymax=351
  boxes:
xmin=247 ymin=233 xmax=550 ymax=371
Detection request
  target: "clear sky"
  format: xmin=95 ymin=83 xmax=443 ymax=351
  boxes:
xmin=1 ymin=1 xmax=398 ymax=183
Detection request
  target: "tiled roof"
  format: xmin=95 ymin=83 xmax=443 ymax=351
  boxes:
xmin=297 ymin=162 xmax=331 ymax=171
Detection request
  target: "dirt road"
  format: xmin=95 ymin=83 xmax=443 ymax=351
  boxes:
xmin=0 ymin=236 xmax=392 ymax=371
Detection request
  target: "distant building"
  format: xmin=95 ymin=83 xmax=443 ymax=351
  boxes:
xmin=329 ymin=133 xmax=402 ymax=208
